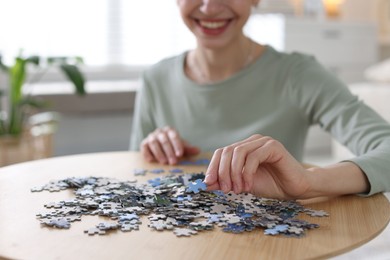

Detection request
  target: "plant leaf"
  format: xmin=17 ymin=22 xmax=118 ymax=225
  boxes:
xmin=59 ymin=64 xmax=86 ymax=96
xmin=8 ymin=103 xmax=24 ymax=135
xmin=10 ymin=57 xmax=26 ymax=104
xmin=75 ymin=56 xmax=84 ymax=64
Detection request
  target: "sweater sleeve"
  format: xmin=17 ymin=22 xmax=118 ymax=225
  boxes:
xmin=129 ymin=74 xmax=156 ymax=151
xmin=290 ymin=55 xmax=390 ymax=196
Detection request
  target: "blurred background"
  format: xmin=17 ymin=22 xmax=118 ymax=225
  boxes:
xmin=1 ymin=0 xmax=390 ymax=166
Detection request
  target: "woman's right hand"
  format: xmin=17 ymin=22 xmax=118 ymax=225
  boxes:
xmin=141 ymin=126 xmax=200 ymax=165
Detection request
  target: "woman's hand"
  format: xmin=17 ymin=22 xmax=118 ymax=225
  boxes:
xmin=204 ymin=134 xmax=312 ymax=200
xmin=141 ymin=126 xmax=200 ymax=165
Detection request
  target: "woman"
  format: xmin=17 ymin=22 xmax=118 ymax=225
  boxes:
xmin=130 ymin=0 xmax=390 ymax=199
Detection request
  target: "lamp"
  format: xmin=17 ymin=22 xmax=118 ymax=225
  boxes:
xmin=323 ymin=0 xmax=344 ymax=18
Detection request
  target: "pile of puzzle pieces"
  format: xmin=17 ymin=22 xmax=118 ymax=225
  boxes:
xmin=31 ymin=170 xmax=328 ymax=237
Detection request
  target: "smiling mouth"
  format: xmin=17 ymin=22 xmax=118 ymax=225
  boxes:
xmin=195 ymin=19 xmax=232 ymax=35
xmin=199 ymin=20 xmax=229 ymax=29
xmin=196 ymin=18 xmax=232 ymax=29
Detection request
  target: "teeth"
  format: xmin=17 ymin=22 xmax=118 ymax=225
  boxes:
xmin=199 ymin=20 xmax=226 ymax=29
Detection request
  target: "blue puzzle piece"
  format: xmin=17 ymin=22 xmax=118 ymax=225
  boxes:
xmin=238 ymin=212 xmax=253 ymax=219
xmin=264 ymin=224 xmax=289 ymax=236
xmin=148 ymin=178 xmax=161 ymax=187
xmin=149 ymin=168 xmax=164 ymax=174
xmin=195 ymin=158 xmax=210 ymax=165
xmin=187 ymin=179 xmax=207 ymax=193
xmin=264 ymin=228 xmax=279 ymax=235
xmin=236 ymin=203 xmax=252 ymax=218
xmin=208 ymin=214 xmax=222 ymax=223
xmin=119 ymin=213 xmax=139 ymax=222
xmin=178 ymin=160 xmax=192 ymax=165
xmin=212 ymin=190 xmax=225 ymax=197
xmin=169 ymin=168 xmax=184 ymax=174
xmin=274 ymin=224 xmax=289 ymax=232
xmin=223 ymin=223 xmax=246 ymax=234
xmin=133 ymin=168 xmax=147 ymax=176
xmin=177 ymin=195 xmax=192 ymax=202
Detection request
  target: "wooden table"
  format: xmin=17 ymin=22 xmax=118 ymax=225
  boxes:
xmin=0 ymin=151 xmax=389 ymax=260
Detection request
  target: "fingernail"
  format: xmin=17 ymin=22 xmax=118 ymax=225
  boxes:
xmin=204 ymin=175 xmax=210 ymax=183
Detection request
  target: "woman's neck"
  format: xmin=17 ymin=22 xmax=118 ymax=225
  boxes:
xmin=186 ymin=37 xmax=264 ymax=84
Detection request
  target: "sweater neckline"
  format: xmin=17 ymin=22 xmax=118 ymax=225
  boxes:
xmin=178 ymin=45 xmax=274 ymax=89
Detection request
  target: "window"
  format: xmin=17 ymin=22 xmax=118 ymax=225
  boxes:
xmin=0 ymin=0 xmax=107 ymax=65
xmin=0 ymin=1 xmax=284 ymax=69
xmin=0 ymin=0 xmax=194 ymax=67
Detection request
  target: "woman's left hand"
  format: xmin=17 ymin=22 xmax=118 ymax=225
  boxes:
xmin=204 ymin=134 xmax=312 ymax=200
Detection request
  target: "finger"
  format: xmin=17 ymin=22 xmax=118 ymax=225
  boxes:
xmin=242 ymin=138 xmax=279 ymax=191
xmin=141 ymin=140 xmax=155 ymax=162
xmin=206 ymin=135 xmax=265 ymax=192
xmin=206 ymin=182 xmax=221 ymax=191
xmin=148 ymin=133 xmax=168 ymax=164
xmin=237 ymin=134 xmax=264 ymax=144
xmin=157 ymin=130 xmax=177 ymax=165
xmin=230 ymin=146 xmax=245 ymax=194
xmin=166 ymin=127 xmax=185 ymax=158
xmin=218 ymin=146 xmax=235 ymax=193
xmin=226 ymin=135 xmax=265 ymax=193
xmin=204 ymin=148 xmax=223 ymax=188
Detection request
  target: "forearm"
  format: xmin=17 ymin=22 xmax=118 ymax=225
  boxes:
xmin=304 ymin=162 xmax=370 ymax=198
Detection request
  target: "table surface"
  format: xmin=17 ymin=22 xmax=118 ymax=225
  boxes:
xmin=0 ymin=151 xmax=389 ymax=260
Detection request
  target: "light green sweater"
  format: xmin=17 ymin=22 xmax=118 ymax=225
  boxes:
xmin=130 ymin=45 xmax=390 ymax=196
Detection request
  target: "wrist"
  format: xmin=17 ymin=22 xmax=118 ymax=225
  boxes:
xmin=303 ymin=162 xmax=370 ymax=199
xmin=304 ymin=166 xmax=334 ymax=198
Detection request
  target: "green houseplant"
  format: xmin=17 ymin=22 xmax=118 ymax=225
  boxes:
xmin=0 ymin=53 xmax=86 ymax=165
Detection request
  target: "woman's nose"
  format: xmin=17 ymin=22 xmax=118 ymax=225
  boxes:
xmin=199 ymin=0 xmax=225 ymax=15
